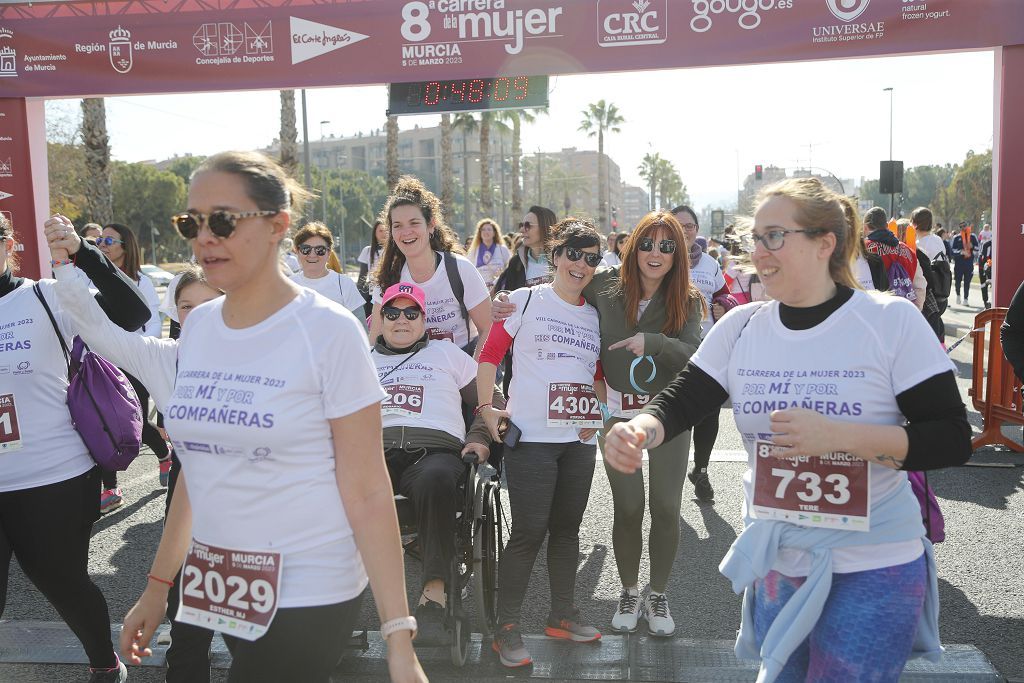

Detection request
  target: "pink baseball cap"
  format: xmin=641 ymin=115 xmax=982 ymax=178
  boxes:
xmin=381 ymin=282 xmax=426 ymax=311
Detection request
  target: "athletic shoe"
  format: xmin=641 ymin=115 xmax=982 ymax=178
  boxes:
xmin=688 ymin=468 xmax=714 ymax=501
xmin=88 ymin=656 xmax=127 ymax=682
xmin=100 ymin=488 xmax=124 ymax=514
xmin=158 ymin=459 xmax=172 ymax=488
xmin=492 ymin=623 xmax=532 ymax=667
xmin=544 ymin=610 xmax=601 ymax=642
xmin=414 ymin=599 xmax=446 ymax=645
xmin=610 ymin=587 xmax=641 ymax=633
xmin=643 ymin=591 xmax=676 ymax=637
xmin=956 ymin=295 xmax=962 ymax=305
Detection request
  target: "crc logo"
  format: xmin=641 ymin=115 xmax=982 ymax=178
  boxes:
xmin=826 ymin=0 xmax=870 ymax=22
xmin=690 ymin=0 xmax=793 ymax=33
xmin=599 ymin=0 xmax=668 ymax=47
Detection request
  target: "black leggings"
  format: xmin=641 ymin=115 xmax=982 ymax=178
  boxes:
xmin=222 ymin=593 xmax=365 ymax=683
xmin=101 ymin=372 xmax=169 ymax=490
xmin=0 ymin=468 xmax=118 ymax=669
xmin=691 ymin=408 xmax=721 ymax=472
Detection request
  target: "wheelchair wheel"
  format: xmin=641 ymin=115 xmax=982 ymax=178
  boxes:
xmin=472 ymin=478 xmax=502 ymax=636
xmin=450 ymin=614 xmax=470 ymax=667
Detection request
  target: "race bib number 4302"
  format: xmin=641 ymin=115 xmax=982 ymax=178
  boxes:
xmin=751 ymin=440 xmax=870 ymax=531
xmin=382 ymin=384 xmax=424 ymax=416
xmin=176 ymin=540 xmax=282 ymax=641
xmin=0 ymin=393 xmax=23 ymax=452
xmin=547 ymin=383 xmax=602 ymax=428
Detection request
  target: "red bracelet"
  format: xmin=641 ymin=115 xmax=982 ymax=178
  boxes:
xmin=473 ymin=403 xmax=492 ymax=416
xmin=147 ymin=573 xmax=175 ymax=587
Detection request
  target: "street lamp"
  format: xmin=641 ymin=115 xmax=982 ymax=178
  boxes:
xmin=883 ymin=87 xmax=894 ymax=216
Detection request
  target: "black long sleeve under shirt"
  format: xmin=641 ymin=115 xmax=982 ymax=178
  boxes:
xmin=644 ymin=286 xmax=971 ymax=471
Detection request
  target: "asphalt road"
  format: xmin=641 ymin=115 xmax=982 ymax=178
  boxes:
xmin=2 ymin=300 xmax=1021 ymax=682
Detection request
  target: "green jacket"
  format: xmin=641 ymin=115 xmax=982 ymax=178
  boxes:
xmin=582 ymin=266 xmax=703 ymax=396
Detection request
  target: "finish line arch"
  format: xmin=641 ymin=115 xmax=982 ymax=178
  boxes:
xmin=1 ymin=0 xmax=1022 ymax=304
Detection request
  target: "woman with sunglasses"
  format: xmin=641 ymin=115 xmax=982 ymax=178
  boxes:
xmin=477 ymin=219 xmax=606 ymax=668
xmin=120 ymin=151 xmax=426 ymax=683
xmin=289 ymin=222 xmax=365 ymax=313
xmin=492 ymin=205 xmax=558 ymax=294
xmin=584 ymin=212 xmax=703 ymax=637
xmin=96 ymin=222 xmax=171 ymax=510
xmin=2 ymin=213 xmax=150 ymax=683
xmin=467 ymin=218 xmax=512 ymax=289
xmin=370 ymin=177 xmax=491 ymax=357
xmin=605 ymin=178 xmax=970 ymax=683
xmin=672 ymin=205 xmax=729 ymax=503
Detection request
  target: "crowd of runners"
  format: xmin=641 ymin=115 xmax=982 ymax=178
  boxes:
xmin=3 ymin=148 xmax=1024 ymax=683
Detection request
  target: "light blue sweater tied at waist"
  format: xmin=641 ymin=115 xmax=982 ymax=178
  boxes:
xmin=718 ymin=482 xmax=942 ymax=683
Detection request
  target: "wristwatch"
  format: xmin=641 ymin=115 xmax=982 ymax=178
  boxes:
xmin=380 ymin=615 xmax=418 ymax=640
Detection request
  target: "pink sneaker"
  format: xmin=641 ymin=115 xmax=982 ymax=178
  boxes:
xmin=100 ymin=488 xmax=123 ymax=514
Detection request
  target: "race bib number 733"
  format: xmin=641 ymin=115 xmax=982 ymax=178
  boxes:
xmin=751 ymin=440 xmax=870 ymax=531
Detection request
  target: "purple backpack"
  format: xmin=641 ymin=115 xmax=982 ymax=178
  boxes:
xmin=907 ymin=471 xmax=945 ymax=543
xmin=33 ymin=285 xmax=143 ymax=471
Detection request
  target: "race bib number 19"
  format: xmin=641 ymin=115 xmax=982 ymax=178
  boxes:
xmin=751 ymin=440 xmax=870 ymax=531
xmin=547 ymin=383 xmax=603 ymax=428
xmin=176 ymin=540 xmax=282 ymax=641
xmin=0 ymin=394 xmax=22 ymax=452
xmin=619 ymin=393 xmax=650 ymax=419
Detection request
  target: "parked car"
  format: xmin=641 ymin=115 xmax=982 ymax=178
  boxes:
xmin=141 ymin=264 xmax=175 ymax=287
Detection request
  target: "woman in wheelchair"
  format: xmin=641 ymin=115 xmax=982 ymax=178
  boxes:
xmin=371 ymin=282 xmax=504 ymax=635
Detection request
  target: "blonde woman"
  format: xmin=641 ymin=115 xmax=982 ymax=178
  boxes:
xmin=468 ymin=218 xmax=512 ymax=288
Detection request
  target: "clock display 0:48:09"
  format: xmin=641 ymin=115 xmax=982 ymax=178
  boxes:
xmin=420 ymin=77 xmax=531 ymax=106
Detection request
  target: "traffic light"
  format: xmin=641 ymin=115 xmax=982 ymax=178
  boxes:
xmin=755 ymin=164 xmax=763 ymax=181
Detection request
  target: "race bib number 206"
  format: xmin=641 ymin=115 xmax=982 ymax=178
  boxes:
xmin=751 ymin=440 xmax=870 ymax=531
xmin=382 ymin=384 xmax=424 ymax=417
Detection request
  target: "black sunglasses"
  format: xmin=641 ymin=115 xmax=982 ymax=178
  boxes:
xmin=172 ymin=209 xmax=279 ymax=240
xmin=563 ymin=247 xmax=603 ymax=268
xmin=518 ymin=221 xmax=534 ymax=230
xmin=382 ymin=305 xmax=423 ymax=322
xmin=638 ymin=237 xmax=677 ymax=254
xmin=298 ymin=244 xmax=329 ymax=256
xmin=95 ymin=236 xmax=123 ymax=247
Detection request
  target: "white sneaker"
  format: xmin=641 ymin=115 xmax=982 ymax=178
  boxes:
xmin=644 ymin=591 xmax=675 ymax=637
xmin=956 ymin=295 xmax=962 ymax=305
xmin=610 ymin=587 xmax=641 ymax=633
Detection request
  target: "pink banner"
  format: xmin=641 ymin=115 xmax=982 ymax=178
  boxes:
xmin=0 ymin=0 xmax=1022 ymax=99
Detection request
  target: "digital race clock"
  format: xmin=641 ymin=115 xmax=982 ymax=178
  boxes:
xmin=387 ymin=75 xmax=549 ymax=116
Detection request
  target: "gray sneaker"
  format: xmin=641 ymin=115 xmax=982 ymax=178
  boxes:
xmin=492 ymin=623 xmax=532 ymax=667
xmin=88 ymin=658 xmax=127 ymax=683
xmin=610 ymin=587 xmax=641 ymax=633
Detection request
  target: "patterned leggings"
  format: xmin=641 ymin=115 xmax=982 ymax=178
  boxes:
xmin=753 ymin=554 xmax=927 ymax=683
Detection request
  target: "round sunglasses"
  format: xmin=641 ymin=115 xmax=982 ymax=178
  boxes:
xmin=172 ymin=209 xmax=279 ymax=240
xmin=382 ymin=305 xmax=423 ymax=322
xmin=298 ymin=244 xmax=329 ymax=256
xmin=637 ymin=237 xmax=677 ymax=254
xmin=94 ymin=236 xmax=123 ymax=247
xmin=562 ymin=246 xmax=603 ymax=268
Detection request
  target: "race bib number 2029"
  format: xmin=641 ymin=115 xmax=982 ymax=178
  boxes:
xmin=176 ymin=540 xmax=282 ymax=641
xmin=751 ymin=440 xmax=870 ymax=532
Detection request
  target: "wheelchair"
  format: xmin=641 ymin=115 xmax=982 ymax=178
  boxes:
xmin=393 ymin=451 xmax=504 ymax=666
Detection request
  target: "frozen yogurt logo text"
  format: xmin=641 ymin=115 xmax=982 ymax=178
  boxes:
xmin=689 ymin=0 xmax=793 ymax=33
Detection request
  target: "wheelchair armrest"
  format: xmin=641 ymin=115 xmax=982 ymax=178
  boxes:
xmin=462 ymin=453 xmax=479 ymax=464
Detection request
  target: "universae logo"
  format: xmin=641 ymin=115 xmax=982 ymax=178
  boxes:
xmin=826 ymin=0 xmax=871 ymax=23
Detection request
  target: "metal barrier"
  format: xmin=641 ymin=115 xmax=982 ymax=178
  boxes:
xmin=969 ymin=308 xmax=1024 ymax=452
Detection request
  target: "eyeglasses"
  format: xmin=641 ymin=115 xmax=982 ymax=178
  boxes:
xmin=518 ymin=221 xmax=534 ymax=230
xmin=95 ymin=236 xmax=123 ymax=247
xmin=742 ymin=228 xmax=826 ymax=252
xmin=298 ymin=244 xmax=329 ymax=256
xmin=637 ymin=237 xmax=677 ymax=254
xmin=382 ymin=305 xmax=423 ymax=322
xmin=172 ymin=209 xmax=279 ymax=240
xmin=680 ymin=223 xmax=699 ymax=232
xmin=563 ymin=247 xmax=603 ymax=268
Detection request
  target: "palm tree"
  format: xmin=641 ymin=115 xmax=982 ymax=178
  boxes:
xmin=452 ymin=113 xmax=478 ymax=232
xmin=479 ymin=112 xmax=493 ymax=213
xmin=279 ymin=90 xmax=298 ymax=178
xmin=81 ymin=98 xmax=112 ymax=224
xmin=579 ymin=100 xmax=625 ymax=230
xmin=440 ymin=113 xmax=454 ymax=226
xmin=386 ymin=114 xmax=400 ymax=190
xmin=638 ymin=152 xmax=662 ymax=211
xmin=497 ymin=108 xmax=544 ymax=217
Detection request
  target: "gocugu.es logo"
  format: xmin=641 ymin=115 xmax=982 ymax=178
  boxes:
xmin=689 ymin=0 xmax=793 ymax=33
xmin=598 ymin=0 xmax=668 ymax=47
xmin=827 ymin=0 xmax=870 ymax=23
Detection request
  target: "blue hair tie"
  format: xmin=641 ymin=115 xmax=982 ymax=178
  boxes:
xmin=629 ymin=355 xmax=656 ymax=394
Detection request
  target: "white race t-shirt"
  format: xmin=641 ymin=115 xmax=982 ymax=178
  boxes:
xmin=916 ymin=233 xmax=946 ymax=263
xmin=161 ymin=272 xmax=183 ymax=323
xmin=503 ymin=285 xmax=601 ymax=443
xmin=291 ymin=270 xmax=365 ymax=313
xmin=601 ymin=252 xmax=621 ymax=268
xmin=852 ymin=256 xmax=876 ymax=291
xmin=470 ymin=243 xmax=512 ymax=288
xmin=689 ymin=253 xmax=726 ymax=337
xmin=358 ymin=245 xmax=383 ymax=269
xmin=0 ymin=280 xmax=94 ymax=492
xmin=372 ymin=252 xmax=488 ymax=348
xmin=165 ymin=289 xmax=385 ymax=607
xmin=524 ymin=253 xmax=551 ymax=287
xmin=136 ymin=274 xmax=161 ymax=338
xmin=691 ymin=291 xmax=953 ymax=575
xmin=372 ymin=340 xmax=476 ymax=440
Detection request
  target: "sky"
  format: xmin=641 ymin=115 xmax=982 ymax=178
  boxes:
xmin=45 ymin=49 xmax=995 ymax=212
